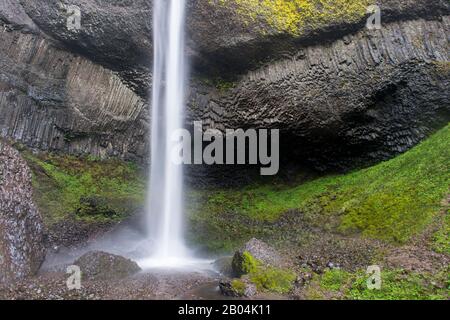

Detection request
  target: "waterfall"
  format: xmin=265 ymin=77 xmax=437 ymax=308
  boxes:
xmin=144 ymin=0 xmax=188 ymax=266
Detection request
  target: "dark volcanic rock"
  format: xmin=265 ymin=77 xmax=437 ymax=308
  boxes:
xmin=0 ymin=0 xmax=38 ymax=32
xmin=44 ymin=217 xmax=115 ymax=249
xmin=0 ymin=0 xmax=448 ymax=175
xmin=18 ymin=0 xmax=154 ymax=96
xmin=74 ymin=251 xmax=141 ymax=281
xmin=0 ymin=27 xmax=147 ymax=161
xmin=0 ymin=140 xmax=45 ymax=283
xmin=203 ymin=17 xmax=450 ymax=170
xmin=17 ymin=0 xmax=450 ymax=84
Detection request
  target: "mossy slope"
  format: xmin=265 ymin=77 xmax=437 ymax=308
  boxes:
xmin=306 ymin=268 xmax=449 ymax=300
xmin=21 ymin=151 xmax=146 ymax=226
xmin=190 ymin=124 xmax=450 ymax=251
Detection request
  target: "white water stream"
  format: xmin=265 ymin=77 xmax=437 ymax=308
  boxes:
xmin=140 ymin=0 xmax=208 ymax=269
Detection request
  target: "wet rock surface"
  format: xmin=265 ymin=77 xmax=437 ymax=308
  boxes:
xmin=0 ymin=140 xmax=45 ymax=283
xmin=213 ymin=256 xmax=234 ymax=277
xmin=73 ymin=251 xmax=141 ymax=281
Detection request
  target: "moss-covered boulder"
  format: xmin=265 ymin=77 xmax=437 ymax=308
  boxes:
xmin=228 ymin=239 xmax=296 ymax=295
xmin=74 ymin=251 xmax=141 ymax=281
xmin=232 ymin=238 xmax=284 ymax=276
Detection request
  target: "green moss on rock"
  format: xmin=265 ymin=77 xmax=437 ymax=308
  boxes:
xmin=232 ymin=251 xmax=296 ymax=294
xmin=250 ymin=266 xmax=297 ymax=294
xmin=233 ymin=251 xmax=261 ymax=274
xmin=231 ymin=279 xmax=247 ymax=295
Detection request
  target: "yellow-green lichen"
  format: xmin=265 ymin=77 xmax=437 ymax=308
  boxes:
xmin=212 ymin=0 xmax=372 ymax=34
xmin=433 ymin=61 xmax=450 ymax=75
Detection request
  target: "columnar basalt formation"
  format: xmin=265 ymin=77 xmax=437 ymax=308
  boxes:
xmin=0 ymin=29 xmax=147 ymax=160
xmin=0 ymin=0 xmax=448 ymax=171
xmin=197 ymin=17 xmax=450 ymax=169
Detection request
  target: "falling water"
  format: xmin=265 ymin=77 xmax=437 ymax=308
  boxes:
xmin=42 ymin=0 xmax=213 ymax=272
xmin=143 ymin=0 xmax=188 ymax=267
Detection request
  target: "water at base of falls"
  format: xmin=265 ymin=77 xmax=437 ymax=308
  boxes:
xmin=138 ymin=256 xmax=214 ymax=271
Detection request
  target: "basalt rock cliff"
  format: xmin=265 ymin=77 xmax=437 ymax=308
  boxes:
xmin=0 ymin=0 xmax=449 ymax=171
xmin=0 ymin=140 xmax=45 ymax=283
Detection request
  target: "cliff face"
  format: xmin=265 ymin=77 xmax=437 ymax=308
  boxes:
xmin=197 ymin=17 xmax=450 ymax=169
xmin=0 ymin=0 xmax=449 ymax=170
xmin=0 ymin=7 xmax=147 ymax=160
xmin=0 ymin=140 xmax=45 ymax=283
xmin=16 ymin=0 xmax=450 ymax=85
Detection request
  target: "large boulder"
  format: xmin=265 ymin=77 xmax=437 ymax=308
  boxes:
xmin=232 ymin=238 xmax=284 ymax=277
xmin=227 ymin=239 xmax=296 ymax=296
xmin=0 ymin=141 xmax=46 ymax=283
xmin=74 ymin=251 xmax=141 ymax=281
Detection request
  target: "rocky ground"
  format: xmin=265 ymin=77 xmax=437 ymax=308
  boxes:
xmin=0 ymin=270 xmax=216 ymax=300
xmin=0 ymin=230 xmax=447 ymax=300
